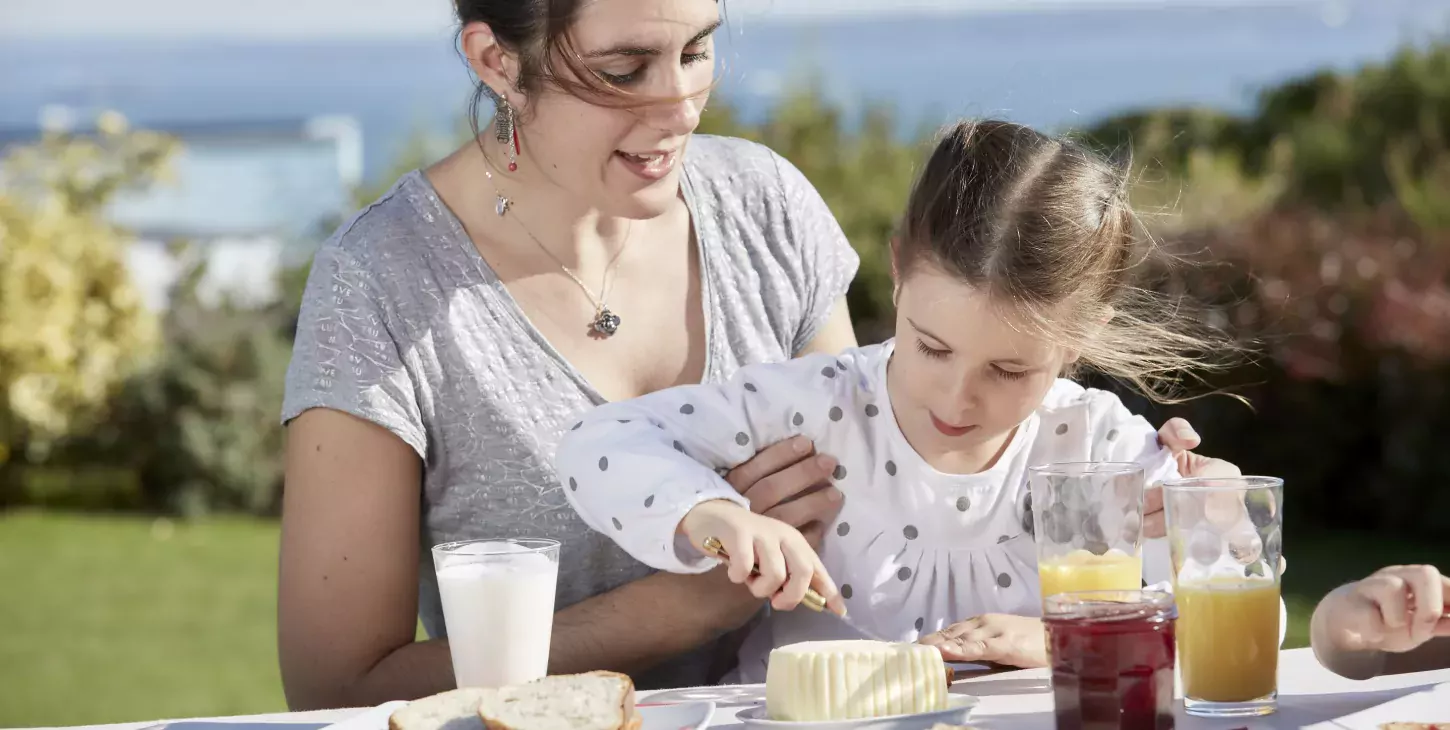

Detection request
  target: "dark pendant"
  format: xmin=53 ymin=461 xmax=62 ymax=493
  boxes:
xmin=591 ymin=308 xmax=621 ymax=337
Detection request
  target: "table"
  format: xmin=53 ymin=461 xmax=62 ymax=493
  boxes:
xmin=29 ymin=649 xmax=1450 ymax=730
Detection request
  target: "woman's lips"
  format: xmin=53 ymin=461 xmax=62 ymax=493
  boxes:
xmin=614 ymin=149 xmax=677 ymax=181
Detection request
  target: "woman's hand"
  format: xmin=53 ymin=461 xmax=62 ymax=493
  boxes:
xmin=724 ymin=435 xmax=844 ymax=548
xmin=680 ymin=500 xmax=846 ymax=615
xmin=919 ymin=614 xmax=1049 ymax=668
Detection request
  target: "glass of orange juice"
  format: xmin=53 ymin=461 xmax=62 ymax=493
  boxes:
xmin=1028 ymin=462 xmax=1146 ymax=603
xmin=1164 ymin=476 xmax=1284 ymax=718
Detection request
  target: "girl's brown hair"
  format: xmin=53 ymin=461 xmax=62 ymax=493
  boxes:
xmin=894 ymin=119 xmax=1239 ymax=403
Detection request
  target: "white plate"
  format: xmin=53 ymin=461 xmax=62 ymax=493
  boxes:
xmin=736 ymin=694 xmax=979 ymax=730
xmin=638 ymin=700 xmax=716 ymax=730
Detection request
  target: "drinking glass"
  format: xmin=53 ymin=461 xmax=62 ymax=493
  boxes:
xmin=1029 ymin=462 xmax=1147 ymax=601
xmin=432 ymin=537 xmax=560 ymax=688
xmin=1163 ymin=476 xmax=1284 ymax=717
xmin=1044 ymin=590 xmax=1177 ymax=730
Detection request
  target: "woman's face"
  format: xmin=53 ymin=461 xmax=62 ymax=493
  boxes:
xmin=888 ymin=263 xmax=1076 ymax=468
xmin=513 ymin=0 xmax=719 ymax=219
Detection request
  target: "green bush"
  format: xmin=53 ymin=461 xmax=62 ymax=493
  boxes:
xmin=13 ymin=245 xmax=294 ymax=517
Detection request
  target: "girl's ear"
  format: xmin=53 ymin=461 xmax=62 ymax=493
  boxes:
xmin=890 ymin=237 xmax=903 ymax=304
xmin=1064 ymin=306 xmax=1115 ymax=368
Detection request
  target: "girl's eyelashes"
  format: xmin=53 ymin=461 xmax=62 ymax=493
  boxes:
xmin=915 ymin=338 xmax=1034 ymax=380
xmin=992 ymin=365 xmax=1029 ymax=381
xmin=915 ymin=339 xmax=950 ymax=360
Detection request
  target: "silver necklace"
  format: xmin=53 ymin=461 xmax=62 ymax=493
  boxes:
xmin=483 ymin=164 xmax=629 ymax=338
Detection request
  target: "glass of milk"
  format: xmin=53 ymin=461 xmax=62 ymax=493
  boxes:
xmin=431 ymin=537 xmax=560 ymax=688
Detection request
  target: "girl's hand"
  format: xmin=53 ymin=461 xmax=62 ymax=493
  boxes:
xmin=680 ymin=499 xmax=846 ymax=615
xmin=1314 ymin=565 xmax=1450 ymax=656
xmin=919 ymin=614 xmax=1048 ymax=668
xmin=1143 ymin=417 xmax=1243 ymax=540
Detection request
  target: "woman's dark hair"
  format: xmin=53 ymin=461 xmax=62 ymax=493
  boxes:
xmin=895 ymin=119 xmax=1239 ymax=403
xmin=456 ymin=0 xmax=718 ymax=141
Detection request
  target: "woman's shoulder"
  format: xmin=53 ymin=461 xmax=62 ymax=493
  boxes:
xmin=315 ymin=170 xmax=457 ymax=273
xmin=684 ymin=134 xmax=818 ymax=208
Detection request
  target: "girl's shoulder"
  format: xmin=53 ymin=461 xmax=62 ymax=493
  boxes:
xmin=1036 ymin=378 xmax=1136 ymax=421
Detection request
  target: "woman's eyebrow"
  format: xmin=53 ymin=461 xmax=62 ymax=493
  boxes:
xmin=582 ymin=19 xmax=723 ymax=59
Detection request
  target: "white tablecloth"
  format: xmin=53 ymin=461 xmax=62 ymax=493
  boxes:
xmin=27 ymin=649 xmax=1450 ymax=730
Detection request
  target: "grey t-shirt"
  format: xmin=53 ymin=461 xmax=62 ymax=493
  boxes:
xmin=280 ymin=134 xmax=860 ymax=689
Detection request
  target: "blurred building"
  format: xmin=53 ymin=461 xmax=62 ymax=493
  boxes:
xmin=1 ymin=108 xmax=363 ymax=311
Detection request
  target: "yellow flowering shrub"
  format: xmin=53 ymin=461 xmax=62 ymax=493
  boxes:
xmin=0 ymin=112 xmax=173 ymax=460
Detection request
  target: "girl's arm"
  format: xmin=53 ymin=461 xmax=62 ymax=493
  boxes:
xmin=557 ymin=352 xmax=859 ymax=573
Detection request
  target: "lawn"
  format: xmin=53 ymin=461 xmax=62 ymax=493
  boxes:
xmin=2 ymin=510 xmax=1448 ymax=728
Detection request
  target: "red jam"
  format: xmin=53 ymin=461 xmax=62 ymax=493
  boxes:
xmin=1044 ymin=590 xmax=1177 ymax=730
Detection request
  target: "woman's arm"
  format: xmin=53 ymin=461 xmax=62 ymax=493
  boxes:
xmin=278 ymin=408 xmax=450 ymax=709
xmin=279 ymin=410 xmax=833 ymax=708
xmin=797 ymin=296 xmax=858 ymax=356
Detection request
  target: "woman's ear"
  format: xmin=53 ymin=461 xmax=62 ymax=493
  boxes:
xmin=461 ymin=21 xmax=522 ymax=104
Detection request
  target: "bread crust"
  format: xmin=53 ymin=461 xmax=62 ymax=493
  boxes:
xmin=475 ymin=670 xmax=640 ymax=730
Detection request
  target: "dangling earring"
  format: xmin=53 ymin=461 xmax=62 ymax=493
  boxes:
xmin=494 ymin=94 xmax=520 ymax=172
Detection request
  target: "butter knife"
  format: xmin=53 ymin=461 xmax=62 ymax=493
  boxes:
xmin=699 ymin=536 xmax=894 ymax=642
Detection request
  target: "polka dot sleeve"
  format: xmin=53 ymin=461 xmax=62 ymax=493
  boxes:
xmin=554 ymin=351 xmax=861 ymax=574
xmin=1076 ymin=387 xmax=1181 ymax=486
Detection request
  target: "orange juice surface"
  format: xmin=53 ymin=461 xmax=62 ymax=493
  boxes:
xmin=1177 ymin=578 xmax=1280 ymax=702
xmin=1038 ymin=549 xmax=1143 ymax=599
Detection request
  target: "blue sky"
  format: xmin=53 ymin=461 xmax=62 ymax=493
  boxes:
xmin=3 ymin=0 xmax=1321 ymax=37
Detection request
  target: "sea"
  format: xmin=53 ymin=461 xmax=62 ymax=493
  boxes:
xmin=4 ymin=0 xmax=1450 ymax=184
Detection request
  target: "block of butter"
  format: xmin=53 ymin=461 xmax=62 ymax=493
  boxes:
xmin=765 ymin=640 xmax=949 ymax=721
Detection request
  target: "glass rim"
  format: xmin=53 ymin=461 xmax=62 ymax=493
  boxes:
xmin=1162 ymin=475 xmax=1284 ymax=492
xmin=1042 ymin=589 xmax=1176 ymax=621
xmin=431 ymin=537 xmax=561 ymax=557
xmin=1027 ymin=461 xmax=1144 ymax=476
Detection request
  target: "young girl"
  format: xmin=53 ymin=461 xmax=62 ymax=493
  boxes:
xmin=556 ymin=119 xmax=1242 ymax=680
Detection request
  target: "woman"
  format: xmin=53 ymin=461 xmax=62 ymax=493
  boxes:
xmin=276 ymin=0 xmax=1219 ymax=710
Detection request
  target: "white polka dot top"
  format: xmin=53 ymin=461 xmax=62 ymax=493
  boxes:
xmin=556 ymin=340 xmax=1182 ymax=682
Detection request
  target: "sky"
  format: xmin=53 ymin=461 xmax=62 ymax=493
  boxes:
xmin=2 ymin=0 xmax=1323 ymax=38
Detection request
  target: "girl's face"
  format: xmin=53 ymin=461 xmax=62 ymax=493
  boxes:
xmin=497 ymin=0 xmax=719 ymax=219
xmin=888 ymin=263 xmax=1077 ymax=470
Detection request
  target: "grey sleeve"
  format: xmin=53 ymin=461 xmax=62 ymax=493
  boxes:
xmin=281 ymin=244 xmax=427 ymax=459
xmin=772 ymin=151 xmax=861 ymax=354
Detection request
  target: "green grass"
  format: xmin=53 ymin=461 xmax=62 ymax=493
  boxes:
xmin=2 ymin=511 xmax=1449 ymax=728
xmin=0 ymin=510 xmax=286 ymax=728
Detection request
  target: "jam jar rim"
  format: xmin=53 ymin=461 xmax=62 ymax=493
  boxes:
xmin=1042 ymin=589 xmax=1177 ymax=623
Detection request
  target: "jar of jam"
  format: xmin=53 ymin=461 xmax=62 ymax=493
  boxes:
xmin=1044 ymin=589 xmax=1177 ymax=730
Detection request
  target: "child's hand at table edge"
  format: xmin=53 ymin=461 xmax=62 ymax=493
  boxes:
xmin=1313 ymin=564 xmax=1450 ymax=658
xmin=680 ymin=499 xmax=847 ymax=615
xmin=919 ymin=614 xmax=1049 ymax=669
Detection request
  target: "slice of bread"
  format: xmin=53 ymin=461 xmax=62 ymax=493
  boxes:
xmin=476 ymin=671 xmax=639 ymax=730
xmin=388 ymin=688 xmax=489 ymax=730
xmin=387 ymin=672 xmax=638 ymax=730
